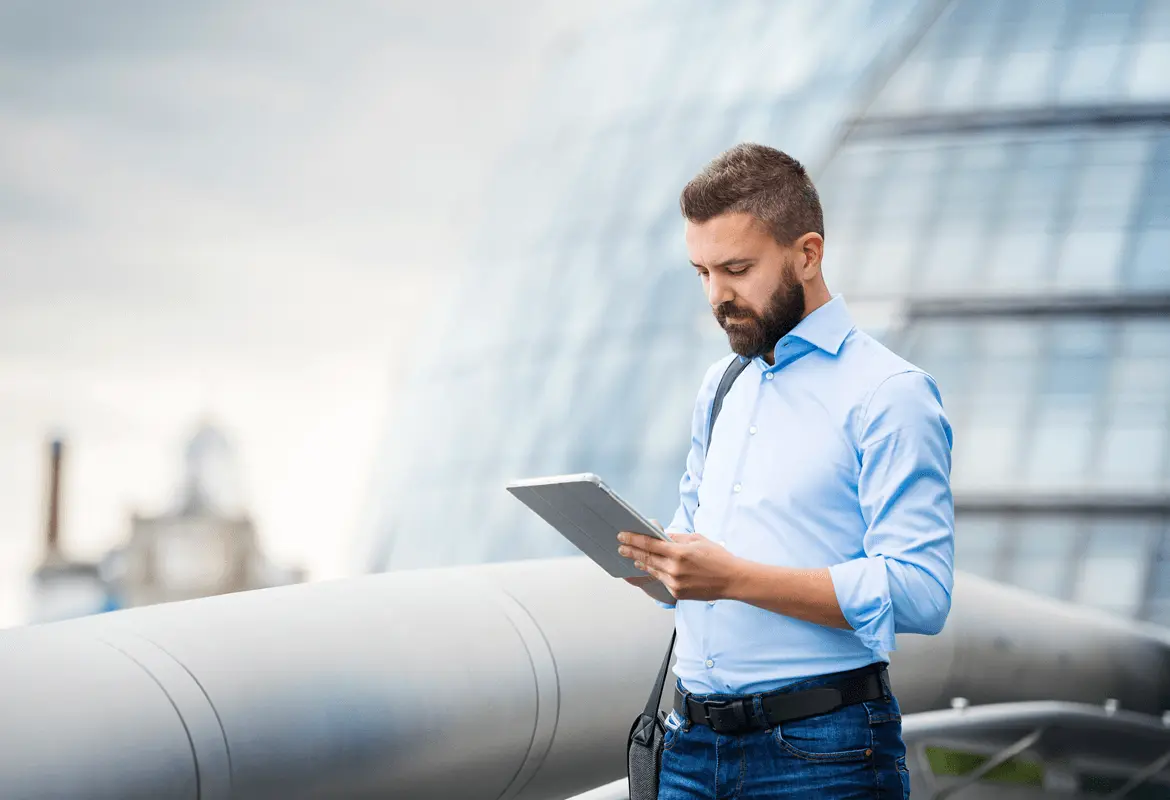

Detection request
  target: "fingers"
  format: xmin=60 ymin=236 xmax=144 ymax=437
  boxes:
xmin=624 ymin=549 xmax=675 ymax=581
xmin=617 ymin=543 xmax=654 ymax=569
xmin=617 ymin=531 xmax=673 ymax=555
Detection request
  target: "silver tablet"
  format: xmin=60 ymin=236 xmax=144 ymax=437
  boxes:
xmin=505 ymin=472 xmax=672 ymax=581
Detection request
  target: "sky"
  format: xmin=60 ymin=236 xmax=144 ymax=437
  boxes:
xmin=0 ymin=0 xmax=621 ymax=627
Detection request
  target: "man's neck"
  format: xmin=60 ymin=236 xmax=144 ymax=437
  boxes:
xmin=761 ymin=290 xmax=833 ymax=366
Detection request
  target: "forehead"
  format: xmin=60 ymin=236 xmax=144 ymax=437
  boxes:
xmin=684 ymin=212 xmax=774 ymax=262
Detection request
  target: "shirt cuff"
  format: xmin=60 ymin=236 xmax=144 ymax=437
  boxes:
xmin=828 ymin=556 xmax=896 ymax=654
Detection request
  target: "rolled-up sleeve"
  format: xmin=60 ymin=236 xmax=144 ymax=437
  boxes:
xmin=829 ymin=370 xmax=955 ymax=653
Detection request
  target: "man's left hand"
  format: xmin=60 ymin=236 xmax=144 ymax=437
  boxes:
xmin=617 ymin=531 xmax=746 ymax=601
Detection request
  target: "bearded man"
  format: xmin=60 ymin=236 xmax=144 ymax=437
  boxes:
xmin=618 ymin=143 xmax=954 ymax=798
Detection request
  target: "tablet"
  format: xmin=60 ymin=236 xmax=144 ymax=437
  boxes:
xmin=506 ymin=473 xmax=674 ymax=591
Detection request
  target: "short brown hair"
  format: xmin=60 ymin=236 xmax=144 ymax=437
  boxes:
xmin=680 ymin=143 xmax=824 ymax=244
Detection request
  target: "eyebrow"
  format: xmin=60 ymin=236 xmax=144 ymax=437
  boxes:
xmin=691 ymin=258 xmax=755 ymax=270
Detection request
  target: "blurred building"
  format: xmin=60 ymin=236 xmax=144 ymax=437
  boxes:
xmin=29 ymin=423 xmax=303 ymax=624
xmin=357 ymin=0 xmax=924 ymax=570
xmin=102 ymin=423 xmax=305 ymax=608
xmin=361 ymin=0 xmax=1170 ymax=628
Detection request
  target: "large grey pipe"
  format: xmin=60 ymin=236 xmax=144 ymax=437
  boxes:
xmin=0 ymin=558 xmax=1168 ymax=800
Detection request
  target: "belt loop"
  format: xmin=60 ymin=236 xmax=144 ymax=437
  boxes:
xmin=751 ymin=694 xmax=767 ymax=731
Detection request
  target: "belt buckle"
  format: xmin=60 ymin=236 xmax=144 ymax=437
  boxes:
xmin=705 ymin=699 xmax=748 ymax=734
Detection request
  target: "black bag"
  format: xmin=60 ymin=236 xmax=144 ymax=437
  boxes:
xmin=626 ymin=356 xmax=750 ymax=800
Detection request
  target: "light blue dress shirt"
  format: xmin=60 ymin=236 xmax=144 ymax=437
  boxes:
xmin=663 ymin=295 xmax=954 ymax=696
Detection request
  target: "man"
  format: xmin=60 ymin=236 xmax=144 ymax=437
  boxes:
xmin=617 ymin=143 xmax=953 ymax=798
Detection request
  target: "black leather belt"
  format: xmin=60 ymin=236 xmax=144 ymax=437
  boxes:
xmin=674 ymin=663 xmax=890 ymax=735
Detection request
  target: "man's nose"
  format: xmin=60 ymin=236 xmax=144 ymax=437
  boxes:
xmin=707 ymin=273 xmax=734 ymax=308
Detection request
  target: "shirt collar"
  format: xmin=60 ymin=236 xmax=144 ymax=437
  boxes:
xmin=781 ymin=294 xmax=854 ymax=356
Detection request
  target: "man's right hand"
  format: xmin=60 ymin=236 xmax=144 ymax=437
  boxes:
xmin=622 ymin=521 xmax=678 ymax=603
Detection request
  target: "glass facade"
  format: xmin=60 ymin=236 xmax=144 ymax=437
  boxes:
xmin=816 ymin=0 xmax=1170 ymax=624
xmin=361 ymin=0 xmax=1170 ymax=625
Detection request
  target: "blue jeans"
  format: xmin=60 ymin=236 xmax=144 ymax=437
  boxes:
xmin=659 ymin=675 xmax=911 ymax=798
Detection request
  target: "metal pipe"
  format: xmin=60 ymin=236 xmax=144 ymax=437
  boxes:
xmin=0 ymin=559 xmax=1168 ymax=800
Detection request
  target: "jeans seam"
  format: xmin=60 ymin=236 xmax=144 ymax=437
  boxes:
xmin=774 ymin=735 xmax=872 ymax=762
xmin=869 ymin=723 xmax=877 ymax=800
xmin=714 ymin=732 xmax=721 ymax=799
xmin=733 ymin=735 xmax=746 ymax=799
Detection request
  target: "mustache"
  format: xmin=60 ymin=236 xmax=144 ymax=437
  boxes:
xmin=714 ymin=302 xmax=755 ymax=324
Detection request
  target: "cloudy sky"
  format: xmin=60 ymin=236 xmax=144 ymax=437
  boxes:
xmin=0 ymin=0 xmax=620 ymax=626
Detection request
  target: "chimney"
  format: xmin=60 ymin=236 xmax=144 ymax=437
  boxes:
xmin=44 ymin=438 xmax=63 ymax=561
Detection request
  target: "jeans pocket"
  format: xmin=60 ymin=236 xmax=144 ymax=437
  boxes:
xmin=773 ymin=704 xmax=873 ymax=762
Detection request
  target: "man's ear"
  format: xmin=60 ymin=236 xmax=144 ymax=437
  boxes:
xmin=795 ymin=233 xmax=824 ymax=278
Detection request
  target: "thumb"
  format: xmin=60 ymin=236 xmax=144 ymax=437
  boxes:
xmin=651 ymin=519 xmax=682 ymax=543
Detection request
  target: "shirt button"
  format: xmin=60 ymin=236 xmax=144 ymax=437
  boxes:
xmin=765 ymin=373 xmax=774 ymax=380
xmin=733 ymin=484 xmax=742 ymax=493
xmin=749 ymin=426 xmax=758 ymax=435
xmin=705 ymin=659 xmax=715 ymax=669
xmin=708 ymin=600 xmax=716 ymax=606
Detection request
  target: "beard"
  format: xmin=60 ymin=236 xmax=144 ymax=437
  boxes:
xmin=713 ymin=261 xmax=806 ymax=359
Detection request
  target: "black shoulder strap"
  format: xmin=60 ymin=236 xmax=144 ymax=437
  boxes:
xmin=705 ymin=357 xmax=751 ymax=455
xmin=642 ymin=628 xmax=677 ymax=720
xmin=643 ymin=355 xmax=750 ymax=719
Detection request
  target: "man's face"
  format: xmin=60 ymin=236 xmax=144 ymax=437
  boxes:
xmin=685 ymin=212 xmax=807 ymax=360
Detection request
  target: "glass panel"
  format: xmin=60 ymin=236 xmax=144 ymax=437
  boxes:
xmin=929 ymin=0 xmax=1011 ymax=110
xmin=984 ymin=227 xmax=1052 ymax=293
xmin=952 ymin=321 xmax=1043 ymax=490
xmin=1001 ymin=140 xmax=1077 ymax=226
xmin=983 ymin=0 xmax=1066 ymax=107
xmin=1051 ymin=228 xmax=1126 ymax=290
xmin=954 ymin=515 xmax=1007 ymax=579
xmin=1056 ymin=0 xmax=1138 ymax=103
xmin=901 ymin=320 xmax=976 ymax=401
xmin=920 ymin=225 xmax=982 ymax=293
xmin=1059 ymin=44 xmax=1125 ymax=102
xmin=1004 ymin=517 xmax=1080 ymax=600
xmin=1098 ymin=424 xmax=1169 ymax=490
xmin=1074 ymin=519 xmax=1158 ymax=617
xmin=1126 ymin=226 xmax=1170 ymax=288
xmin=1024 ymin=321 xmax=1110 ymax=490
xmin=1068 ymin=150 xmax=1148 ymax=228
xmin=1099 ymin=320 xmax=1170 ymax=490
xmin=852 ymin=235 xmax=916 ymax=296
xmin=1125 ymin=38 xmax=1170 ymax=101
xmin=1140 ymin=138 xmax=1170 ymax=226
xmin=872 ymin=56 xmax=933 ymax=114
xmin=872 ymin=175 xmax=935 ymax=230
xmin=988 ymin=50 xmax=1055 ymax=108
